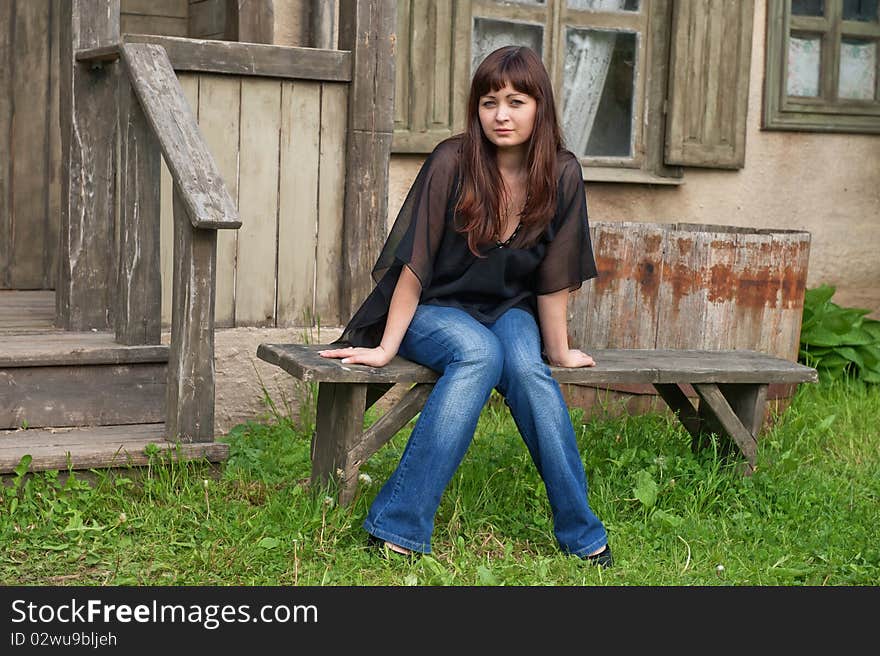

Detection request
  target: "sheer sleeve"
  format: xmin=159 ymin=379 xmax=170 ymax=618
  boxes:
xmin=534 ymin=153 xmax=598 ymax=295
xmin=373 ymin=137 xmax=460 ymax=288
xmin=335 ymin=137 xmax=460 ymax=347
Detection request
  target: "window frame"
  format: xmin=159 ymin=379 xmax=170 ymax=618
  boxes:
xmin=393 ymin=0 xmax=682 ymax=184
xmin=763 ymin=0 xmax=880 ymax=133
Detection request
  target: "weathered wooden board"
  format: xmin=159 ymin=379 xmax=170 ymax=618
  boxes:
xmin=57 ymin=0 xmax=120 ymax=330
xmin=571 ymin=222 xmax=811 ymax=361
xmin=312 ymin=381 xmax=366 ymax=502
xmin=153 ymin=72 xmax=346 ymax=329
xmin=277 ymin=81 xmax=320 ymax=326
xmin=0 ymin=1 xmax=11 ymax=290
xmin=9 ymin=0 xmax=50 ymax=289
xmin=121 ymin=43 xmax=240 ymax=230
xmin=230 ymin=0 xmax=274 ymax=43
xmin=166 ymin=190 xmax=218 ymax=442
xmin=338 ymin=0 xmax=395 ymax=320
xmin=123 ymin=34 xmax=352 ymax=81
xmin=121 ymin=14 xmax=189 ymax=38
xmin=257 ymin=343 xmax=818 ymax=386
xmin=47 ymin=0 xmax=62 ymax=293
xmin=198 ymin=74 xmax=242 ymax=327
xmin=693 ymin=382 xmax=758 ymax=466
xmin=316 ymin=83 xmax=348 ymax=326
xmin=160 ymin=76 xmax=192 ymax=324
xmin=0 ymin=363 xmax=166 ymax=429
xmin=0 ymin=423 xmax=228 ymax=474
xmin=347 ymin=383 xmax=434 ymax=467
xmin=236 ymin=77 xmax=281 ymax=326
xmin=189 ymin=0 xmax=227 ymax=39
xmin=117 ymin=75 xmax=162 ymax=345
xmin=0 ymin=291 xmax=55 ymax=331
xmin=123 ymin=0 xmax=188 ymax=18
xmin=160 ymin=73 xmax=199 ymax=327
xmin=0 ymin=331 xmax=167 ymax=367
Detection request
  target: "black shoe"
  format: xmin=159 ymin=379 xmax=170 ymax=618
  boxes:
xmin=583 ymin=544 xmax=613 ymax=568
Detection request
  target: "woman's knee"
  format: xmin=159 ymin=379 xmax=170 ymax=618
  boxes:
xmin=404 ymin=305 xmax=504 ymax=383
xmin=455 ymin=333 xmax=504 ymax=384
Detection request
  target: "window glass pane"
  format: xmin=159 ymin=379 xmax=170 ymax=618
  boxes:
xmin=568 ymin=0 xmax=640 ymax=12
xmin=471 ymin=18 xmax=544 ymax=76
xmin=787 ymin=34 xmax=822 ymax=96
xmin=843 ymin=0 xmax=878 ymax=22
xmin=839 ymin=38 xmax=877 ymax=99
xmin=563 ymin=29 xmax=636 ymax=158
xmin=791 ymin=0 xmax=824 ymax=16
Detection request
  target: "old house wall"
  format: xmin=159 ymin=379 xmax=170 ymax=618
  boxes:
xmin=387 ymin=0 xmax=880 ymax=316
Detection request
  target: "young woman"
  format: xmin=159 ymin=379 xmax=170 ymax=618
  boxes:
xmin=318 ymin=46 xmax=611 ymax=567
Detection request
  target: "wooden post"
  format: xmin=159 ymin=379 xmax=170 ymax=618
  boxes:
xmin=57 ymin=0 xmax=120 ymax=330
xmin=116 ymin=74 xmax=161 ymax=345
xmin=338 ymin=0 xmax=395 ymax=321
xmin=166 ymin=189 xmax=219 ymax=443
xmin=227 ymin=0 xmax=275 ymax=43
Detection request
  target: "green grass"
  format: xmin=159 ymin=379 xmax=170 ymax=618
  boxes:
xmin=1 ymin=379 xmax=877 ymax=586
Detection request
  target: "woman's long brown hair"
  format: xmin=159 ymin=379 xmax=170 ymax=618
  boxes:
xmin=456 ymin=46 xmax=563 ymax=256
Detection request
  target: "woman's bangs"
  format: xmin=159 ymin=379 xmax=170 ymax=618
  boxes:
xmin=477 ymin=53 xmax=539 ymax=98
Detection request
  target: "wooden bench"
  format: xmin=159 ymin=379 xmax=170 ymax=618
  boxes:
xmin=257 ymin=343 xmax=818 ymax=504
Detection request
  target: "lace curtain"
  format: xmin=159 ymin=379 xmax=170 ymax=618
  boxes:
xmin=562 ymin=0 xmax=627 ymax=157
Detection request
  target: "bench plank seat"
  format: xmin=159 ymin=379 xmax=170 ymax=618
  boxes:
xmin=257 ymin=343 xmax=817 ymax=504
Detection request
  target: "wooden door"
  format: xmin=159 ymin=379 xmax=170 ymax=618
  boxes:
xmin=0 ymin=0 xmax=62 ymax=290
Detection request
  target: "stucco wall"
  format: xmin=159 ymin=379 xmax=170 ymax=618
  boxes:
xmin=166 ymin=326 xmax=341 ymax=435
xmin=387 ymin=0 xmax=880 ymax=316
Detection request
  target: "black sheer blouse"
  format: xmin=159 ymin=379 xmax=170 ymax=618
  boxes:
xmin=336 ymin=135 xmax=598 ymax=348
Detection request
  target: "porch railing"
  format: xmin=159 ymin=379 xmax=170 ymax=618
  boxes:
xmin=62 ymin=0 xmax=394 ymax=444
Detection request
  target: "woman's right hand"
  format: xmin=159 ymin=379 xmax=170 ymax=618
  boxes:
xmin=318 ymin=345 xmax=394 ymax=368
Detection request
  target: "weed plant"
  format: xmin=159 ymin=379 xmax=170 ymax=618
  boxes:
xmin=1 ymin=379 xmax=877 ymax=586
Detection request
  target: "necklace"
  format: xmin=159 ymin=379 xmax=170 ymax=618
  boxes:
xmin=495 ymin=220 xmax=522 ymax=249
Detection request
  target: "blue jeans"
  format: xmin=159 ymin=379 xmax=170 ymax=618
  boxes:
xmin=362 ymin=304 xmax=608 ymax=557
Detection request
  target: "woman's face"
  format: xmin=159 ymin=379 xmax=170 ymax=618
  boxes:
xmin=478 ymin=83 xmax=537 ymax=150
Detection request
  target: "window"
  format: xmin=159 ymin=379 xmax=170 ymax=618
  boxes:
xmin=764 ymin=0 xmax=880 ymax=133
xmin=394 ymin=0 xmax=755 ymax=179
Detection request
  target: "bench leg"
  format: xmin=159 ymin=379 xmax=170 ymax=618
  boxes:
xmin=653 ymin=383 xmax=703 ymax=446
xmin=692 ymin=383 xmax=767 ymax=474
xmin=655 ymin=382 xmax=768 ymax=475
xmin=311 ymin=382 xmax=367 ymax=505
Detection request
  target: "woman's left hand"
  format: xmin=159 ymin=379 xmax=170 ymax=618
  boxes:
xmin=548 ymin=349 xmax=596 ymax=368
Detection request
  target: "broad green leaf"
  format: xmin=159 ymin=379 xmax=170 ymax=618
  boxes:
xmin=257 ymin=537 xmax=280 ymax=549
xmin=14 ymin=455 xmax=32 ymax=478
xmin=800 ymin=327 xmax=843 ymax=347
xmin=833 ymin=346 xmax=865 ymax=369
xmin=859 ymin=344 xmax=880 ymax=369
xmin=651 ymin=509 xmax=683 ymax=527
xmin=862 ymin=319 xmax=880 ymax=340
xmin=804 ymin=285 xmax=836 ymax=307
xmin=818 ymin=354 xmax=850 ymax=368
xmin=633 ymin=469 xmax=658 ymax=509
xmin=823 ymin=308 xmax=868 ymax=334
xmin=837 ymin=328 xmax=875 ymax=346
xmin=860 ymin=369 xmax=880 ymax=384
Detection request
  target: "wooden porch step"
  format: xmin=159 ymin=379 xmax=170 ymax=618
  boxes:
xmin=1 ymin=332 xmax=168 ymax=430
xmin=0 ymin=424 xmax=229 ymax=474
xmin=0 ymin=331 xmax=168 ymax=367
